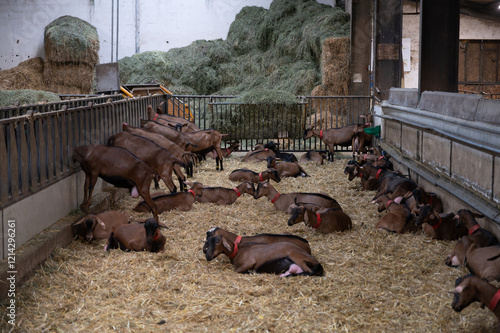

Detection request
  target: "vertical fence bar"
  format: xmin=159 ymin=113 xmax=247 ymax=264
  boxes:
xmin=9 ymin=124 xmax=20 ymax=199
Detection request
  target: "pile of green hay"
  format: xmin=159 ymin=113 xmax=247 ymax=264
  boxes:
xmin=0 ymin=89 xmax=60 ymax=108
xmin=119 ymin=0 xmax=350 ymax=100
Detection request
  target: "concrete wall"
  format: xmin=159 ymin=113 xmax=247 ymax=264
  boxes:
xmin=378 ymin=88 xmax=500 ymax=237
xmin=0 ymin=172 xmax=108 ymax=260
xmin=0 ymin=0 xmax=336 ymax=71
xmin=401 ymin=1 xmax=500 ymax=89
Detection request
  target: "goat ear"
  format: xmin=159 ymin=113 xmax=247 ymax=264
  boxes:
xmin=472 ymin=212 xmax=485 ymax=219
xmin=221 ymin=237 xmax=232 ymax=252
xmin=95 ymin=217 xmax=106 ymax=229
xmin=73 ymin=215 xmax=90 ymax=225
xmin=402 ymin=191 xmax=413 ymax=199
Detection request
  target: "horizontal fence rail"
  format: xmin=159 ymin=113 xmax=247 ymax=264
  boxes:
xmin=0 ymin=94 xmax=124 ymax=120
xmin=0 ymin=93 xmax=371 ymax=209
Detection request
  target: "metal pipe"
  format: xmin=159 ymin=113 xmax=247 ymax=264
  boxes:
xmin=111 ymin=0 xmax=114 ymax=62
xmin=116 ymin=0 xmax=119 ymax=61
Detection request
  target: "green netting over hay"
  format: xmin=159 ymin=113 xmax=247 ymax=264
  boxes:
xmin=0 ymin=89 xmax=60 ymax=108
xmin=118 ymin=0 xmax=350 ymax=97
xmin=44 ymin=15 xmax=99 ymax=65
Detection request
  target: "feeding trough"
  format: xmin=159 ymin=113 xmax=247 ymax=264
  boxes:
xmin=364 ymin=125 xmax=380 ymax=136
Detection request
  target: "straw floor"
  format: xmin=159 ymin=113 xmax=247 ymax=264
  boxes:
xmin=1 ymin=153 xmax=497 ymax=332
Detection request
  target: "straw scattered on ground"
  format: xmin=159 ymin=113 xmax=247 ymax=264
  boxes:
xmin=0 ymin=153 xmax=497 ymax=332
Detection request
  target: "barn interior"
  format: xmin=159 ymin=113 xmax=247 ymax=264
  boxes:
xmin=0 ymin=0 xmax=500 ymax=331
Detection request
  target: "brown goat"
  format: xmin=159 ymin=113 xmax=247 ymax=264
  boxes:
xmin=415 ymin=204 xmax=467 ymax=240
xmin=73 ymin=144 xmax=159 ymax=219
xmin=148 ymin=104 xmax=199 ymax=133
xmin=266 ymin=156 xmax=308 ymax=178
xmin=105 ymin=217 xmax=165 ymax=252
xmin=446 ymin=228 xmax=500 ymax=268
xmin=399 ymin=187 xmax=444 ymax=214
xmin=253 ymin=181 xmax=342 ymax=212
xmin=202 ymin=227 xmax=312 ymax=254
xmin=133 ymin=181 xmax=203 ymax=214
xmin=465 ymin=242 xmax=500 ymax=281
xmin=351 ymin=124 xmax=373 ymax=156
xmin=242 ymin=148 xmax=275 ymax=162
xmin=108 ymin=131 xmax=184 ymax=193
xmin=456 ymin=209 xmax=498 ymax=245
xmin=209 ymin=141 xmax=240 ymax=160
xmin=359 ymin=163 xmax=417 ymax=200
xmin=344 ymin=160 xmax=378 ymax=191
xmin=73 ymin=211 xmax=129 ymax=242
xmin=143 ymin=120 xmax=227 ymax=170
xmin=204 ymin=235 xmax=323 ymax=277
xmin=303 ymin=124 xmax=356 ymax=161
xmin=451 ymin=274 xmax=500 ymax=332
xmin=299 ymin=151 xmax=327 ymax=165
xmin=228 ymin=168 xmax=281 ymax=183
xmin=288 ymin=203 xmax=352 ymax=233
xmin=123 ymin=123 xmax=196 ymax=180
xmin=196 ymin=181 xmax=255 ymax=205
xmin=374 ymin=196 xmax=420 ymax=234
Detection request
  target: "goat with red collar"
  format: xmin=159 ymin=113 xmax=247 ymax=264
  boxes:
xmin=288 ymin=202 xmax=352 ymax=234
xmin=204 ymin=234 xmax=323 ymax=277
xmin=415 ymin=204 xmax=467 ymax=240
xmin=105 ymin=217 xmax=166 ymax=252
xmin=195 ymin=181 xmax=254 ymax=205
xmin=133 ymin=181 xmax=203 ymax=214
xmin=451 ymin=274 xmax=500 ymax=332
xmin=303 ymin=124 xmax=357 ymax=162
xmin=228 ymin=168 xmax=281 ymax=183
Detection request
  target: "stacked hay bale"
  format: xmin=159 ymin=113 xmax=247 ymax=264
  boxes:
xmin=310 ymin=37 xmax=351 ymax=128
xmin=43 ymin=15 xmax=99 ymax=94
xmin=0 ymin=58 xmax=45 ymax=91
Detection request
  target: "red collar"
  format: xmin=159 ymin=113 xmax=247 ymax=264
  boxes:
xmin=271 ymin=192 xmax=281 ymax=203
xmin=153 ymin=113 xmax=158 ymax=121
xmin=188 ymin=189 xmax=196 ymax=197
xmin=386 ymin=200 xmax=394 ymax=207
xmin=364 ymin=154 xmax=367 ymax=161
xmin=358 ymin=172 xmax=363 ymax=178
xmin=233 ymin=187 xmax=241 ymax=197
xmin=259 ymin=173 xmax=264 ymax=182
xmin=378 ymin=155 xmax=384 ymax=161
xmin=153 ymin=228 xmax=160 ymax=241
xmin=226 ymin=148 xmax=231 ymax=155
xmin=489 ymin=289 xmax=500 ymax=311
xmin=428 ymin=196 xmax=433 ymax=204
xmin=375 ymin=169 xmax=383 ymax=179
xmin=468 ymin=224 xmax=481 ymax=235
xmin=431 ymin=217 xmax=443 ymax=229
xmin=313 ymin=213 xmax=322 ymax=229
xmin=228 ymin=236 xmax=242 ymax=259
xmin=319 ymin=130 xmax=323 ymax=139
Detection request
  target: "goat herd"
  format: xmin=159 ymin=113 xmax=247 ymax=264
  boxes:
xmin=72 ymin=105 xmax=500 ymax=329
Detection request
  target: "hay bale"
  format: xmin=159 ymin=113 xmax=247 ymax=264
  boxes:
xmin=43 ymin=62 xmax=94 ymax=94
xmin=0 ymin=58 xmax=45 ymax=91
xmin=0 ymin=89 xmax=60 ymax=107
xmin=44 ymin=15 xmax=99 ymax=65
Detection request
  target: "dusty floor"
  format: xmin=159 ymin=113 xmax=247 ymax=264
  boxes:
xmin=0 ymin=153 xmax=496 ymax=332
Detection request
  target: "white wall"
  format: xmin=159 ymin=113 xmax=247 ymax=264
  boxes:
xmin=0 ymin=0 xmax=336 ymax=71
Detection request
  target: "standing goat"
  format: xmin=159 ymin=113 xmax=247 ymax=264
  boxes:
xmin=303 ymin=124 xmax=357 ymax=161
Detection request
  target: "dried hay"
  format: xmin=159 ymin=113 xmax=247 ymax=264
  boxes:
xmin=1 ymin=154 xmax=497 ymax=332
xmin=0 ymin=89 xmax=60 ymax=108
xmin=43 ymin=61 xmax=94 ymax=94
xmin=0 ymin=58 xmax=45 ymax=91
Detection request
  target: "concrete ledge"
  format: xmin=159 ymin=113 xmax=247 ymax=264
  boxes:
xmin=0 ymin=187 xmax=127 ymax=301
xmin=418 ymin=91 xmax=482 ymax=120
xmin=388 ymin=88 xmax=419 ymax=108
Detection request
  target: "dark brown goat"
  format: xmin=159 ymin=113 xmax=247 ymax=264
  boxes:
xmin=373 ymin=195 xmax=420 ymax=234
xmin=266 ymin=156 xmax=308 ymax=178
xmin=415 ymin=204 xmax=467 ymax=240
xmin=399 ymin=187 xmax=443 ymax=213
xmin=143 ymin=120 xmax=227 ymax=170
xmin=73 ymin=144 xmax=158 ymax=219
xmin=209 ymin=141 xmax=240 ymax=160
xmin=242 ymin=149 xmax=275 ymax=162
xmin=108 ymin=131 xmax=184 ymax=193
xmin=253 ymin=181 xmax=342 ymax=212
xmin=204 ymin=235 xmax=323 ymax=277
xmin=299 ymin=151 xmax=327 ymax=165
xmin=359 ymin=163 xmax=417 ymax=200
xmin=456 ymin=209 xmax=498 ymax=245
xmin=73 ymin=211 xmax=129 ymax=242
xmin=303 ymin=124 xmax=356 ymax=161
xmin=196 ymin=181 xmax=255 ymax=205
xmin=288 ymin=203 xmax=352 ymax=234
xmin=451 ymin=274 xmax=500 ymax=332
xmin=122 ymin=123 xmax=196 ymax=180
xmin=133 ymin=181 xmax=203 ymax=214
xmin=105 ymin=217 xmax=165 ymax=252
xmin=228 ymin=168 xmax=281 ymax=183
xmin=202 ymin=227 xmax=311 ymax=254
xmin=343 ymin=160 xmax=378 ymax=191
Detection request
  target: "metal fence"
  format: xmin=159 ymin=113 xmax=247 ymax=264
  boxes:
xmin=0 ymin=93 xmax=372 ymax=209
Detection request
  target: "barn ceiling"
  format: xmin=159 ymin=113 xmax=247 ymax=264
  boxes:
xmin=460 ymin=0 xmax=500 ymax=21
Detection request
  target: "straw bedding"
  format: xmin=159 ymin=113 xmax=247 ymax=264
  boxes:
xmin=1 ymin=153 xmax=497 ymax=332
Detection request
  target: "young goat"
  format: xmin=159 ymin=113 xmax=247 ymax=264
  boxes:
xmin=228 ymin=168 xmax=281 ymax=183
xmin=73 ymin=211 xmax=129 ymax=242
xmin=196 ymin=181 xmax=255 ymax=205
xmin=451 ymin=274 xmax=500 ymax=332
xmin=204 ymin=235 xmax=323 ymax=277
xmin=105 ymin=217 xmax=165 ymax=252
xmin=415 ymin=204 xmax=468 ymax=240
xmin=202 ymin=227 xmax=312 ymax=254
xmin=253 ymin=181 xmax=342 ymax=212
xmin=266 ymin=156 xmax=308 ymax=178
xmin=288 ymin=202 xmax=352 ymax=234
xmin=133 ymin=181 xmax=203 ymax=214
